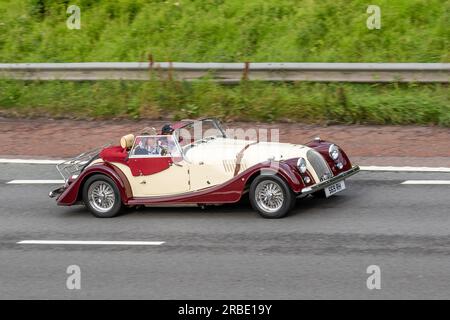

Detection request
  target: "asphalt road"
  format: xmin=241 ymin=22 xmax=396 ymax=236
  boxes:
xmin=0 ymin=163 xmax=449 ymax=299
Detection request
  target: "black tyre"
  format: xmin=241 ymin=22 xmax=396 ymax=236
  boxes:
xmin=82 ymin=174 xmax=123 ymax=218
xmin=249 ymin=175 xmax=295 ymax=219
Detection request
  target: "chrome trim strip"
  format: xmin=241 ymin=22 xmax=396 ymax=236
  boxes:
xmin=300 ymin=165 xmax=360 ymax=195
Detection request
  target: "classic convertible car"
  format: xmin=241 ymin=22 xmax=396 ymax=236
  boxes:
xmin=50 ymin=118 xmax=359 ymax=218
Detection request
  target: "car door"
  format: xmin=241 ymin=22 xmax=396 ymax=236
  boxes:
xmin=188 ymin=161 xmax=234 ymax=191
xmin=126 ymin=135 xmax=189 ymax=197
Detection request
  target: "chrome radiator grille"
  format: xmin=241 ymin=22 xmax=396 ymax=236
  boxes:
xmin=306 ymin=149 xmax=333 ymax=181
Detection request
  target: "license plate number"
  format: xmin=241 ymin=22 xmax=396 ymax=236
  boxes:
xmin=324 ymin=180 xmax=346 ymax=197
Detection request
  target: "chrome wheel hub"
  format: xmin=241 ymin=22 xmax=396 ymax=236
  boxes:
xmin=88 ymin=181 xmax=115 ymax=213
xmin=255 ymin=180 xmax=284 ymax=213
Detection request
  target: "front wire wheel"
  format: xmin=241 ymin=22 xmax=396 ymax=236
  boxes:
xmin=255 ymin=180 xmax=284 ymax=213
xmin=82 ymin=174 xmax=123 ymax=218
xmin=249 ymin=175 xmax=295 ymax=218
xmin=88 ymin=181 xmax=116 ymax=213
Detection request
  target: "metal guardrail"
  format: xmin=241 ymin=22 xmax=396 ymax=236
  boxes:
xmin=0 ymin=62 xmax=448 ymax=83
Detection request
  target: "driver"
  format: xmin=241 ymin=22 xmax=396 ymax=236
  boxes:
xmin=161 ymin=124 xmax=174 ymax=135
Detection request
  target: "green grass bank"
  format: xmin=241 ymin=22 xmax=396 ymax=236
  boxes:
xmin=0 ymin=0 xmax=448 ymax=125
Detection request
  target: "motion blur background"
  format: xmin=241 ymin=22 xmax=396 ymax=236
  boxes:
xmin=0 ymin=0 xmax=448 ymax=125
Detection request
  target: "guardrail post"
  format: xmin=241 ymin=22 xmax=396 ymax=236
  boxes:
xmin=242 ymin=61 xmax=250 ymax=81
xmin=148 ymin=53 xmax=154 ymax=69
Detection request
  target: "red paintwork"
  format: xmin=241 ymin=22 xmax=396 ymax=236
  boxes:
xmin=283 ymin=158 xmax=316 ymax=186
xmin=56 ymin=159 xmax=305 ymax=207
xmin=100 ymin=146 xmax=128 ymax=165
xmin=128 ymin=157 xmax=172 ymax=176
xmin=306 ymin=140 xmax=352 ymax=175
xmin=57 ymin=162 xmax=132 ymax=206
xmin=100 ymin=145 xmax=176 ymax=176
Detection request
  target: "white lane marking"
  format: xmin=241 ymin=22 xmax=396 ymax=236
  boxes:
xmin=6 ymin=180 xmax=65 ymax=184
xmin=17 ymin=240 xmax=165 ymax=246
xmin=401 ymin=180 xmax=450 ymax=185
xmin=360 ymin=166 xmax=450 ymax=172
xmin=0 ymin=159 xmax=64 ymax=164
xmin=2 ymin=158 xmax=450 ymax=172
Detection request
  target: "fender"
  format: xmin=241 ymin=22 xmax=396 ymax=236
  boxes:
xmin=282 ymin=157 xmax=315 ymax=187
xmin=240 ymin=160 xmax=305 ymax=194
xmin=306 ymin=139 xmax=353 ymax=174
xmin=57 ymin=162 xmax=132 ymax=206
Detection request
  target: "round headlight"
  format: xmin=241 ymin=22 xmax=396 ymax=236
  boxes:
xmin=329 ymin=144 xmax=340 ymax=161
xmin=297 ymin=157 xmax=307 ymax=173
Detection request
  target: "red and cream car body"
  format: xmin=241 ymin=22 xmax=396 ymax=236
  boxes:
xmin=50 ymin=118 xmax=359 ymax=218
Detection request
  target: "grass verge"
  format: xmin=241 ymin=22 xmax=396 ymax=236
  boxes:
xmin=0 ymin=79 xmax=448 ymax=126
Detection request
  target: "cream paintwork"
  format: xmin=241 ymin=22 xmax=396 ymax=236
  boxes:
xmin=188 ymin=163 xmax=234 ymax=191
xmin=89 ymin=137 xmax=322 ymax=196
xmin=184 ymin=138 xmax=321 ymax=183
xmin=88 ymin=158 xmax=104 ymax=166
xmin=112 ymin=161 xmax=190 ymax=197
xmin=184 ymin=138 xmax=243 ymax=191
xmin=87 ymin=159 xmax=190 ymax=197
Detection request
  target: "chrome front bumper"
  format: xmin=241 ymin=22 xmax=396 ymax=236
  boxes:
xmin=300 ymin=165 xmax=360 ymax=195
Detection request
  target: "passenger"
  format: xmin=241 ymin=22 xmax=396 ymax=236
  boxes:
xmin=133 ymin=138 xmax=149 ymax=155
xmin=157 ymin=137 xmax=171 ymax=156
xmin=161 ymin=124 xmax=174 ymax=135
xmin=161 ymin=125 xmax=182 ymax=155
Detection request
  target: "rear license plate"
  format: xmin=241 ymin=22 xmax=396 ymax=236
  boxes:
xmin=324 ymin=180 xmax=346 ymax=197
